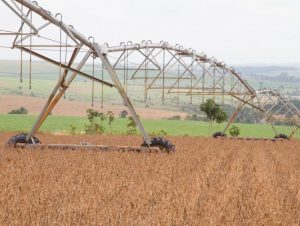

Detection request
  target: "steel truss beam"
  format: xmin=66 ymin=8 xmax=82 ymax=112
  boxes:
xmin=2 ymin=0 xmax=154 ymax=144
xmin=26 ymin=50 xmax=92 ymax=141
xmin=2 ymin=0 xmax=300 ymax=141
xmin=251 ymin=89 xmax=300 ymax=138
xmin=108 ymin=42 xmax=255 ymax=98
xmin=94 ymin=43 xmax=151 ymax=145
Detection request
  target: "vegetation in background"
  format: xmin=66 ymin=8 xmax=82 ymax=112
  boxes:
xmin=168 ymin=115 xmax=181 ymax=120
xmin=106 ymin=111 xmax=115 ymax=132
xmin=185 ymin=113 xmax=204 ymax=121
xmin=8 ymin=107 xmax=28 ymax=115
xmin=127 ymin=116 xmax=138 ymax=135
xmin=200 ymin=99 xmax=228 ymax=135
xmin=149 ymin=129 xmax=168 ymax=137
xmin=119 ymin=110 xmax=128 ymax=118
xmin=85 ymin=109 xmax=106 ymax=134
xmin=229 ymin=125 xmax=240 ymax=137
xmin=69 ymin=124 xmax=77 ymax=135
xmin=0 ymin=114 xmax=297 ymax=138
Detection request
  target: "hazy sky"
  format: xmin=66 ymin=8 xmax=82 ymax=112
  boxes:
xmin=0 ymin=0 xmax=300 ymax=65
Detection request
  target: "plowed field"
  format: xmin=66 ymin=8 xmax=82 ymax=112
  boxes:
xmin=0 ymin=95 xmax=187 ymax=119
xmin=0 ymin=132 xmax=299 ymax=225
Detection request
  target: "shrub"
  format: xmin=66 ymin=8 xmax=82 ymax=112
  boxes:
xmin=119 ymin=110 xmax=128 ymax=118
xmin=8 ymin=107 xmax=28 ymax=115
xmin=106 ymin=111 xmax=115 ymax=131
xmin=168 ymin=115 xmax=181 ymax=120
xmin=85 ymin=109 xmax=106 ymax=134
xmin=229 ymin=126 xmax=240 ymax=137
xmin=185 ymin=114 xmax=202 ymax=121
xmin=127 ymin=116 xmax=138 ymax=135
xmin=160 ymin=129 xmax=167 ymax=136
xmin=149 ymin=129 xmax=168 ymax=136
xmin=69 ymin=124 xmax=77 ymax=135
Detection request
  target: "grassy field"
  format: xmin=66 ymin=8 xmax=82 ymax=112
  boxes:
xmin=0 ymin=114 xmax=298 ymax=138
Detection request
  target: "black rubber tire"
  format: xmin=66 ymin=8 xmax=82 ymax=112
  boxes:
xmin=7 ymin=133 xmax=41 ymax=147
xmin=141 ymin=137 xmax=175 ymax=152
xmin=274 ymin=134 xmax=288 ymax=139
xmin=213 ymin=131 xmax=227 ymax=138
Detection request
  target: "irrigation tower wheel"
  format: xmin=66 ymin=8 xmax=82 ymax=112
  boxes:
xmin=7 ymin=133 xmax=41 ymax=147
xmin=213 ymin=131 xmax=227 ymax=138
xmin=274 ymin=134 xmax=289 ymax=139
xmin=141 ymin=137 xmax=175 ymax=152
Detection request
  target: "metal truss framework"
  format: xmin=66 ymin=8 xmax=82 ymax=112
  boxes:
xmin=1 ymin=0 xmax=300 ymax=142
xmin=106 ymin=42 xmax=255 ymax=100
xmin=252 ymin=89 xmax=300 ymax=138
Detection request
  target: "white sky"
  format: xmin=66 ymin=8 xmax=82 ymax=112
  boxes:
xmin=0 ymin=0 xmax=300 ymax=65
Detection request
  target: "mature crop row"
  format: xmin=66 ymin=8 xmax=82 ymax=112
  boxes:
xmin=0 ymin=132 xmax=299 ymax=225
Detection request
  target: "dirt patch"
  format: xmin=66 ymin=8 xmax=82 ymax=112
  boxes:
xmin=0 ymin=95 xmax=187 ymax=119
xmin=0 ymin=80 xmax=8 ymax=88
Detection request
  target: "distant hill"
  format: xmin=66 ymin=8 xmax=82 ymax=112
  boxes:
xmin=0 ymin=60 xmax=111 ymax=81
xmin=235 ymin=66 xmax=298 ymax=76
xmin=1 ymin=60 xmax=300 ymax=104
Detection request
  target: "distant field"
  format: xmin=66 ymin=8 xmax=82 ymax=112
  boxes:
xmin=0 ymin=114 xmax=298 ymax=139
xmin=0 ymin=76 xmax=200 ymax=111
xmin=1 ymin=60 xmax=300 ymax=139
xmin=1 ymin=60 xmax=300 ymax=107
xmin=0 ymin=95 xmax=188 ymax=119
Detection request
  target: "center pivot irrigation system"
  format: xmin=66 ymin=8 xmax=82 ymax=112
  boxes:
xmin=1 ymin=0 xmax=300 ymax=151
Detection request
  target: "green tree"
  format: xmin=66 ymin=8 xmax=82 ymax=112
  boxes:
xmin=200 ymin=99 xmax=228 ymax=135
xmin=85 ymin=109 xmax=106 ymax=134
xmin=8 ymin=107 xmax=28 ymax=115
xmin=106 ymin=111 xmax=115 ymax=131
xmin=127 ymin=116 xmax=138 ymax=135
xmin=215 ymin=110 xmax=228 ymax=124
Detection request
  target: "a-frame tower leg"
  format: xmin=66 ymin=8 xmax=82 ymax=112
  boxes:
xmin=93 ymin=43 xmax=151 ymax=145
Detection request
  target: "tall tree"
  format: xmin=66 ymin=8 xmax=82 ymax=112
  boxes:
xmin=85 ymin=109 xmax=106 ymax=134
xmin=200 ymin=99 xmax=228 ymax=135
